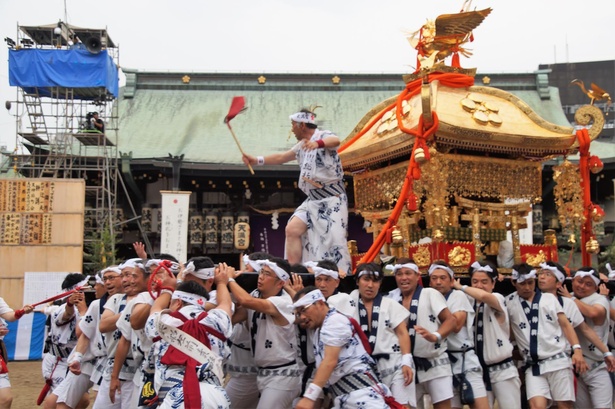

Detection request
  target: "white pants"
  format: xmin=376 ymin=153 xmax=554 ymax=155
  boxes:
xmin=575 ymin=364 xmax=613 ymax=409
xmin=257 ymin=386 xmax=299 ymax=409
xmin=92 ymin=377 xmax=135 ymax=409
xmin=54 ymin=371 xmax=92 ymax=408
xmin=225 ymin=375 xmax=259 ymax=409
xmin=42 ymin=353 xmax=69 ymax=391
xmin=488 ymin=375 xmax=522 ymax=409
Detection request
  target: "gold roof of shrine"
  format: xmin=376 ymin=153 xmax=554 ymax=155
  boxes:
xmin=340 ymin=80 xmax=582 ymax=171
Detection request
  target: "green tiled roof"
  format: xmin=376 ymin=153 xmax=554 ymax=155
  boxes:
xmin=116 ymin=70 xmax=572 ymax=165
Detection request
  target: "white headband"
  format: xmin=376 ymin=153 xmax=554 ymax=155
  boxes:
xmin=471 ymin=261 xmax=493 ymax=274
xmin=100 ymin=266 xmax=121 ymax=276
xmin=254 ymin=259 xmax=290 ymax=282
xmin=172 ymin=290 xmax=208 ymax=309
xmin=358 ymin=269 xmax=381 ymax=278
xmin=574 ymin=270 xmax=600 ymax=286
xmin=184 ymin=261 xmax=215 ymax=280
xmin=511 ymin=269 xmax=537 ymax=283
xmin=385 ymin=263 xmax=419 ymax=274
xmin=304 ymin=261 xmax=339 ymax=280
xmin=291 ymin=289 xmax=325 ymax=309
xmin=606 ymin=263 xmax=615 ymax=280
xmin=94 ymin=273 xmax=104 ymax=286
xmin=67 ymin=278 xmax=89 ymax=291
xmin=243 ymin=254 xmax=263 ymax=272
xmin=290 ymin=111 xmax=316 ymax=125
xmin=119 ymin=258 xmax=145 ymax=271
xmin=539 ymin=263 xmax=565 ymax=283
xmin=428 ymin=264 xmax=454 ymax=279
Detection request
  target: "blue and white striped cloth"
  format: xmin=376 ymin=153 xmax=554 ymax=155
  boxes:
xmin=4 ymin=312 xmax=46 ymax=360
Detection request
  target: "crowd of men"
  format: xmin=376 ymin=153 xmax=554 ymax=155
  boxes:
xmin=0 ymin=249 xmax=614 ymax=409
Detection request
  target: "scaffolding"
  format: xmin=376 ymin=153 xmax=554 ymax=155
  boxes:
xmin=7 ymin=21 xmax=121 ymax=258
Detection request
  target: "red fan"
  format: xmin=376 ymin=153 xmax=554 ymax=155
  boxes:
xmin=224 ymin=97 xmax=253 ymax=174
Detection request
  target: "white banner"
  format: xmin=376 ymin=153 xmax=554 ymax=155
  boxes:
xmin=23 ymin=272 xmax=76 ymax=306
xmin=160 ymin=191 xmax=191 ymax=262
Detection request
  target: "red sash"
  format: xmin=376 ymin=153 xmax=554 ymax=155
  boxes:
xmin=160 ymin=311 xmax=226 ymax=409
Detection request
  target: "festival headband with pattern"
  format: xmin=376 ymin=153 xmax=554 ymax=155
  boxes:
xmin=574 ymin=269 xmax=600 ymax=286
xmin=184 ymin=261 xmax=215 ymax=280
xmin=172 ymin=290 xmax=208 ymax=309
xmin=289 ymin=111 xmax=316 ymax=125
xmin=428 ymin=263 xmax=455 ymax=279
xmin=304 ymin=261 xmax=339 ymax=280
xmin=291 ymin=289 xmax=325 ymax=310
xmin=119 ymin=258 xmax=145 ymax=271
xmin=606 ymin=263 xmax=615 ymax=280
xmin=242 ymin=254 xmax=262 ymax=272
xmin=254 ymin=259 xmax=290 ymax=282
xmin=384 ymin=263 xmax=419 ymax=275
xmin=539 ymin=263 xmax=565 ymax=283
xmin=357 ymin=268 xmax=381 ymax=278
xmin=511 ymin=268 xmax=537 ymax=283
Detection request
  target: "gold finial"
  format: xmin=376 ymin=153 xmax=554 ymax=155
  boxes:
xmin=332 ymin=76 xmax=341 ymax=84
xmin=182 ymin=75 xmax=191 ymax=84
xmin=257 ymin=75 xmax=267 ymax=84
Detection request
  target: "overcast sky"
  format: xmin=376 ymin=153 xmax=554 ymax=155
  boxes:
xmin=1 ymin=0 xmax=613 ymax=150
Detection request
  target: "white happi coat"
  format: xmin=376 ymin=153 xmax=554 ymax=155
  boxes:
xmin=246 ymin=289 xmax=301 ymax=391
xmin=145 ymin=305 xmax=233 ymax=409
xmin=76 ymin=298 xmax=107 ymax=380
xmin=465 ymin=292 xmax=514 ymax=366
xmin=573 ymin=292 xmax=610 ymax=365
xmin=445 ymin=290 xmax=482 ymax=375
xmin=101 ymin=293 xmax=135 ymax=382
xmin=507 ymin=291 xmax=571 ymax=374
xmin=313 ymin=308 xmax=389 ymax=409
xmin=338 ymin=290 xmax=409 ymax=379
xmin=145 ymin=306 xmax=232 ymax=391
xmin=387 ymin=287 xmax=451 ymax=383
xmin=559 ymin=296 xmax=585 ymax=349
xmin=116 ymin=293 xmax=155 ymax=386
xmin=226 ymin=322 xmax=258 ymax=377
xmin=42 ymin=302 xmax=81 ymax=388
xmin=290 ymin=130 xmax=351 ymax=274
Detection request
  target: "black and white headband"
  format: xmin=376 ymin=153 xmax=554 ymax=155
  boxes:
xmin=291 ymin=289 xmax=325 ymax=309
xmin=290 ymin=111 xmax=316 ymax=125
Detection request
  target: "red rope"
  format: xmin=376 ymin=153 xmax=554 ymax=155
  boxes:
xmin=345 ymin=72 xmax=474 ymax=268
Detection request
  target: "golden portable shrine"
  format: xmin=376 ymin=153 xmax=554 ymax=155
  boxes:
xmin=339 ymin=6 xmax=608 ymax=274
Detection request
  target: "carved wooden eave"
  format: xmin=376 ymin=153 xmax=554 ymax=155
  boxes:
xmin=340 ymin=80 xmax=582 ymax=172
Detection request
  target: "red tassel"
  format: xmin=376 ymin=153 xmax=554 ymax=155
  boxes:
xmin=452 ymin=52 xmax=461 ymax=68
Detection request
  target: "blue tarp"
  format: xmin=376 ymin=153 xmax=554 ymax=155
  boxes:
xmin=8 ymin=48 xmax=119 ymax=99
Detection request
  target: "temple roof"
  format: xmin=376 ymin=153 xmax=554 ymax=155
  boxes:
xmin=114 ymin=70 xmax=572 ymax=167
